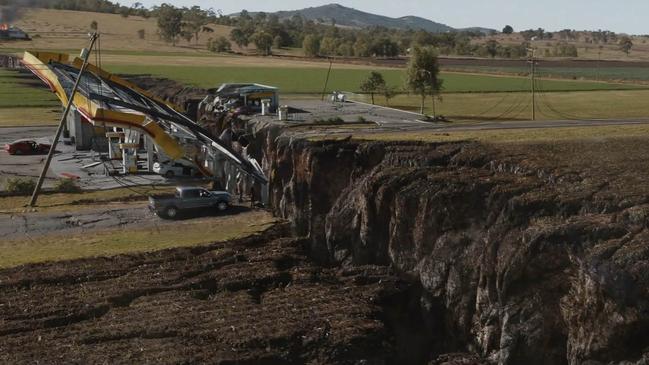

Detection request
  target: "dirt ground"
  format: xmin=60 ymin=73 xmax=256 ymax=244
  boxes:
xmin=0 ymin=225 xmax=406 ymax=364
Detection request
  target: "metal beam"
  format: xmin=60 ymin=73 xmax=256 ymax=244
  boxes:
xmin=28 ymin=33 xmax=98 ymax=207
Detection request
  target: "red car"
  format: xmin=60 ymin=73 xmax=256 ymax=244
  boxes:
xmin=4 ymin=139 xmax=51 ymax=155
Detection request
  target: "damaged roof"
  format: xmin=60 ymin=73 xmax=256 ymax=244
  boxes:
xmin=22 ymin=51 xmax=267 ymax=183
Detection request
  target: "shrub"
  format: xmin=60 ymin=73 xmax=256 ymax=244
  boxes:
xmin=208 ymin=36 xmax=231 ymax=53
xmin=314 ymin=117 xmax=344 ymax=125
xmin=4 ymin=177 xmax=36 ymax=195
xmin=55 ymin=178 xmax=81 ymax=193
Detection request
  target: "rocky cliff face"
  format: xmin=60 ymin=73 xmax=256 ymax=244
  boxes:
xmin=259 ymin=135 xmax=649 ymax=365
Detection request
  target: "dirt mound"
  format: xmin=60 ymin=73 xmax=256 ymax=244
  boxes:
xmin=0 ymin=225 xmax=410 ymax=364
xmin=122 ymin=74 xmax=206 ymax=109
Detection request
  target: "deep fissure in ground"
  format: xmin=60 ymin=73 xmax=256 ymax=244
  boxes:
xmin=3 ymin=124 xmax=649 ymax=364
xmin=252 ymin=130 xmax=649 ymax=364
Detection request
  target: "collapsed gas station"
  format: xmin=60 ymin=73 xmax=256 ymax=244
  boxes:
xmin=22 ymin=50 xmax=268 ymax=202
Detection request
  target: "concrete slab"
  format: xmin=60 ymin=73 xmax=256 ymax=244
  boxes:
xmin=253 ymin=99 xmax=431 ymax=128
xmin=0 ymin=126 xmax=203 ymax=192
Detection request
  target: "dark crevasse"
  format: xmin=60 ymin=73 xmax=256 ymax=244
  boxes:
xmin=252 ymin=132 xmax=649 ymax=365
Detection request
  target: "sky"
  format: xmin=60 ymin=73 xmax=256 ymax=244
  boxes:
xmin=137 ymin=0 xmax=648 ymax=35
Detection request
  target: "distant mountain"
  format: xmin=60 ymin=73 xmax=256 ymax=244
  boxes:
xmin=237 ymin=4 xmax=495 ymax=34
xmin=460 ymin=27 xmax=497 ymax=35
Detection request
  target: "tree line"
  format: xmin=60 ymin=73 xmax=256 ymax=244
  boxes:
xmin=2 ymin=0 xmax=635 ymax=58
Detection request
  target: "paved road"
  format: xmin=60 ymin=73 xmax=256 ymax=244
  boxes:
xmin=0 ymin=203 xmax=154 ymax=240
xmin=0 ymin=202 xmax=255 ymax=240
xmin=276 ymin=100 xmax=649 ymax=136
xmin=0 ymin=126 xmax=56 ymax=144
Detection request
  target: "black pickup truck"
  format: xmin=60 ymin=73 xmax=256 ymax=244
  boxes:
xmin=149 ymin=186 xmax=231 ymax=219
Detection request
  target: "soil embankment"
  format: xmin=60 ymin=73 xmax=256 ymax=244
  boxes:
xmin=0 ymin=225 xmax=411 ymax=364
xmin=257 ymin=134 xmax=649 ymax=364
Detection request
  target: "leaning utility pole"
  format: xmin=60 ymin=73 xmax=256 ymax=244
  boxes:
xmin=28 ymin=33 xmax=98 ymax=207
xmin=528 ymin=47 xmax=537 ymax=121
xmin=321 ymin=57 xmax=333 ymax=101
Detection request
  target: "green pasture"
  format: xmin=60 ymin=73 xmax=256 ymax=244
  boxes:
xmin=351 ymin=89 xmax=649 ymax=121
xmin=0 ymin=69 xmax=60 ymax=125
xmin=444 ymin=65 xmax=649 ymax=83
xmin=0 ymin=69 xmax=60 ymax=108
xmin=104 ymin=64 xmax=642 ymax=94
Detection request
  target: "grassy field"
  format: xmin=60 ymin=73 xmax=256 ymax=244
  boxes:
xmin=3 ymin=60 xmax=648 ymax=124
xmin=0 ymin=210 xmax=278 ymax=268
xmin=0 ymin=69 xmax=59 ymax=108
xmin=351 ymin=89 xmax=649 ymax=121
xmin=351 ymin=124 xmax=649 ymax=144
xmin=0 ymin=8 xmax=234 ymax=53
xmin=445 ymin=65 xmax=649 ymax=83
xmin=0 ymin=69 xmax=61 ymax=126
xmin=105 ymin=63 xmax=642 ymax=93
xmin=0 ymin=107 xmax=60 ymax=126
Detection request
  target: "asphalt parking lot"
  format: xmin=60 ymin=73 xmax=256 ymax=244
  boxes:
xmin=0 ymin=126 xmax=194 ymax=191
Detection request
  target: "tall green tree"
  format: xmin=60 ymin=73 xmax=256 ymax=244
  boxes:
xmin=502 ymin=25 xmax=514 ymax=34
xmin=486 ymin=39 xmax=499 ymax=58
xmin=382 ymin=85 xmax=398 ymax=106
xmin=303 ymin=35 xmax=320 ymax=57
xmin=252 ymin=31 xmax=273 ymax=56
xmin=619 ymin=36 xmax=633 ymax=55
xmin=319 ymin=36 xmax=338 ymax=56
xmin=183 ymin=6 xmax=207 ymax=44
xmin=359 ymin=71 xmax=386 ymax=105
xmin=406 ymin=46 xmax=443 ymax=115
xmin=230 ymin=28 xmax=249 ymax=48
xmin=157 ymin=3 xmax=183 ymax=46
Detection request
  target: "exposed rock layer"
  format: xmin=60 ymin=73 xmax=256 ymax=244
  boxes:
xmin=261 ymin=136 xmax=649 ymax=364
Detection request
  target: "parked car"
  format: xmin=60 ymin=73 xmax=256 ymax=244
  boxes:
xmin=153 ymin=160 xmax=196 ymax=178
xmin=148 ymin=186 xmax=231 ymax=219
xmin=4 ymin=139 xmax=50 ymax=155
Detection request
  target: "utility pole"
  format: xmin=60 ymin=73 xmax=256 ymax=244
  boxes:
xmin=528 ymin=47 xmax=537 ymax=121
xmin=321 ymin=57 xmax=333 ymax=101
xmin=597 ymin=45 xmax=603 ymax=81
xmin=29 ymin=33 xmax=98 ymax=207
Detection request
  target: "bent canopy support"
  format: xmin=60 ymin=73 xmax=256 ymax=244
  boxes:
xmin=22 ymin=51 xmax=267 ymax=184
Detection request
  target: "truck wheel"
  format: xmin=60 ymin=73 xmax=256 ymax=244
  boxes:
xmin=216 ymin=201 xmax=228 ymax=211
xmin=165 ymin=206 xmax=178 ymax=219
xmin=164 ymin=170 xmax=175 ymax=178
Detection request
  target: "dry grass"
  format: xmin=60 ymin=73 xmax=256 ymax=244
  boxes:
xmin=351 ymin=124 xmax=649 ymax=144
xmin=100 ymin=53 xmax=389 ymax=69
xmin=1 ymin=8 xmax=233 ymax=53
xmin=0 ymin=210 xmax=278 ymax=268
xmin=0 ymin=107 xmax=60 ymax=126
xmin=475 ymin=33 xmax=649 ymax=61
